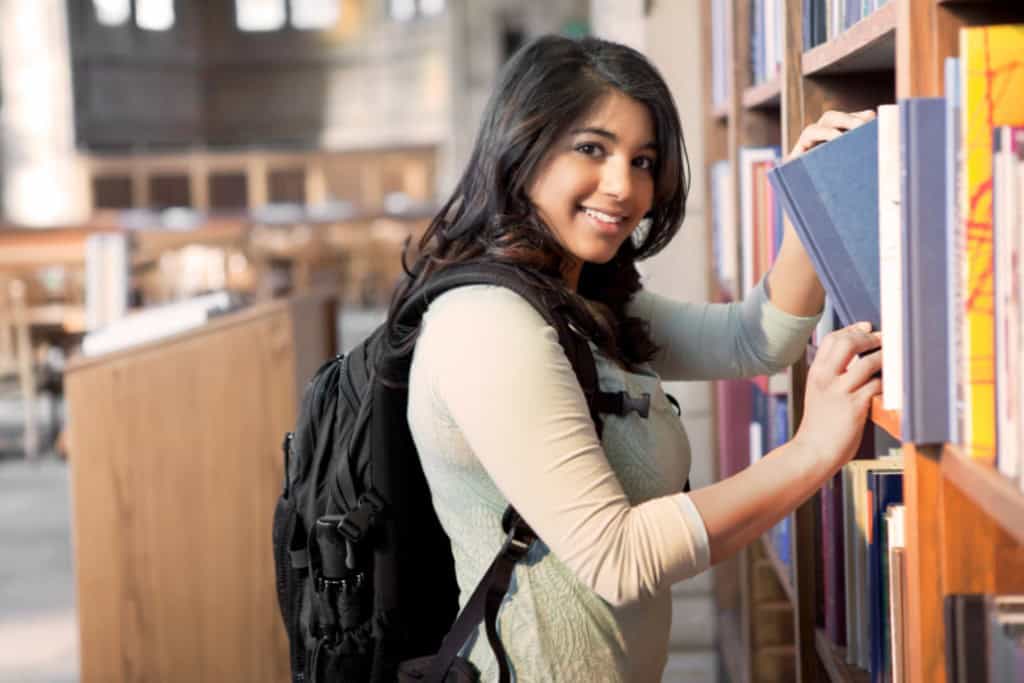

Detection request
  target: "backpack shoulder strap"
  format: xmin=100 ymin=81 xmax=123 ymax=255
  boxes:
xmin=383 ymin=261 xmax=605 ymax=435
xmin=390 ymin=262 xmax=609 ymax=683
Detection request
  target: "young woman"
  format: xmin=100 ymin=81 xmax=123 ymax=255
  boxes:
xmin=393 ymin=34 xmax=880 ymax=681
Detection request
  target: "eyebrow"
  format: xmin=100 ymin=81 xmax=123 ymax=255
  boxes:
xmin=571 ymin=127 xmax=658 ymax=152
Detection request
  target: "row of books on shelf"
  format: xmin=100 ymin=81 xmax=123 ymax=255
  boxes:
xmin=715 ymin=376 xmax=1022 ymax=681
xmin=945 ymin=593 xmax=1024 ymax=683
xmin=711 ymin=25 xmax=1024 ymax=492
xmin=819 ymin=444 xmax=903 ymax=682
xmin=710 ymin=0 xmax=894 ymax=105
xmin=713 ymin=375 xmax=795 ymax=581
xmin=801 ymin=0 xmax=891 ymax=51
xmin=750 ymin=0 xmax=784 ymax=86
xmin=710 ymin=146 xmax=783 ymax=301
xmin=818 ymin=449 xmax=1024 ymax=682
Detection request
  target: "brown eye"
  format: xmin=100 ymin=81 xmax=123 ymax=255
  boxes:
xmin=633 ymin=156 xmax=655 ymax=171
xmin=575 ymin=143 xmax=604 ymax=157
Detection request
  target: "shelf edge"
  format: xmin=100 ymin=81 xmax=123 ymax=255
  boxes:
xmin=941 ymin=443 xmax=1024 ymax=546
xmin=760 ymin=534 xmax=797 ymax=606
xmin=802 ymin=2 xmax=898 ymax=75
xmin=814 ymin=628 xmax=871 ymax=683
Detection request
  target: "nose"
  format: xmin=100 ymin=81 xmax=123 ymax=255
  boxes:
xmin=599 ymin=157 xmax=633 ymax=202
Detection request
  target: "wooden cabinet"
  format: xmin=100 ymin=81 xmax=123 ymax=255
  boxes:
xmin=64 ymin=292 xmax=336 ymax=683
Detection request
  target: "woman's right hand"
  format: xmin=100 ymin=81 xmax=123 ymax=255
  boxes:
xmin=794 ymin=322 xmax=883 ymax=466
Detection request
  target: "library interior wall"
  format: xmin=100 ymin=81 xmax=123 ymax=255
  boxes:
xmin=642 ymin=0 xmax=714 ymax=493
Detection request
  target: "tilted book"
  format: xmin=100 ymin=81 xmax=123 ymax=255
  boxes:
xmin=767 ymin=119 xmax=880 ymax=329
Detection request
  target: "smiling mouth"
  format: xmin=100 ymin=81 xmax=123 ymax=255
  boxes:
xmin=580 ymin=206 xmax=627 ymax=225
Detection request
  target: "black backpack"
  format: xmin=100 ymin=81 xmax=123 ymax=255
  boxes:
xmin=271 ymin=261 xmax=660 ymax=682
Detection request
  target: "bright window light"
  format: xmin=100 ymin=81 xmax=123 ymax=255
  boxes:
xmin=389 ymin=0 xmax=415 ymax=22
xmin=235 ymin=0 xmax=286 ymax=31
xmin=290 ymin=0 xmax=340 ymax=30
xmin=420 ymin=0 xmax=445 ymax=16
xmin=136 ymin=0 xmax=175 ymax=31
xmin=93 ymin=0 xmax=131 ymax=25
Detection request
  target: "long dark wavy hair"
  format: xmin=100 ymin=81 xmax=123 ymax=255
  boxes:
xmin=388 ymin=34 xmax=691 ymax=369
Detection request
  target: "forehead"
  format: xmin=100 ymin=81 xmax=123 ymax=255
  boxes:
xmin=576 ymin=90 xmax=655 ymax=144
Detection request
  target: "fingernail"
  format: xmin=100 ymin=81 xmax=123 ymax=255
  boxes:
xmin=856 ymin=322 xmax=872 ymax=332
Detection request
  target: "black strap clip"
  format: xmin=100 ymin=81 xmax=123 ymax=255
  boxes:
xmin=336 ymin=489 xmax=386 ymax=543
xmin=596 ymin=390 xmax=651 ymax=419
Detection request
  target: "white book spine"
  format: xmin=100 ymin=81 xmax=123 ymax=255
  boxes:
xmin=878 ymin=105 xmax=903 ymax=410
xmin=995 ymin=129 xmax=1019 ymax=481
xmin=1017 ymin=137 xmax=1024 ymax=491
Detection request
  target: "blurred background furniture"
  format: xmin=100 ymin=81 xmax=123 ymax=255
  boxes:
xmin=0 ymin=277 xmax=38 ymax=459
xmin=63 ymin=289 xmax=337 ymax=683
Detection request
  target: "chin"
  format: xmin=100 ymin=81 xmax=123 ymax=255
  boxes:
xmin=578 ymin=241 xmax=627 ymax=266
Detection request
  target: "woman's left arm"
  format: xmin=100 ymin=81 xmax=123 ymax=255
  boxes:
xmin=765 ymin=109 xmax=875 ymax=317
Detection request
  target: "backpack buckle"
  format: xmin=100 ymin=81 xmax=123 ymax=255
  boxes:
xmin=336 ymin=490 xmax=386 ymax=542
xmin=501 ymin=522 xmax=534 ymax=561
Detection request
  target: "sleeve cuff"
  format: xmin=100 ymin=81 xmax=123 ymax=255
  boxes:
xmin=752 ymin=277 xmax=823 ymax=329
xmin=673 ymin=493 xmax=711 ymax=576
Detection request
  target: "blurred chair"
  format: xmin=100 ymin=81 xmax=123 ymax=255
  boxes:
xmin=0 ymin=277 xmax=39 ymax=459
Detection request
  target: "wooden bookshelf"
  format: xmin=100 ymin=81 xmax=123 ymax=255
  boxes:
xmin=719 ymin=609 xmax=747 ymax=683
xmin=942 ymin=443 xmax=1024 ymax=546
xmin=702 ymin=1 xmax=1024 ymax=682
xmin=760 ymin=535 xmax=796 ymax=606
xmin=869 ymin=395 xmax=901 ymax=441
xmin=802 ymin=2 xmax=897 ymax=75
xmin=814 ymin=629 xmax=870 ymax=683
xmin=743 ymin=79 xmax=782 ymax=109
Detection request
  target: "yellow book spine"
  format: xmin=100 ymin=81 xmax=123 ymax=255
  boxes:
xmin=960 ymin=25 xmax=1024 ymax=463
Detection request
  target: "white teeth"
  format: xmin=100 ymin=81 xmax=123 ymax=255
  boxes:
xmin=582 ymin=207 xmax=623 ymax=223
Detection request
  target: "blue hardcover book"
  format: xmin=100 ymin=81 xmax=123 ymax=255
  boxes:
xmin=899 ymin=98 xmax=951 ymax=445
xmin=771 ymin=394 xmax=789 ymax=448
xmin=944 ymin=58 xmax=963 ymax=445
xmin=767 ymin=119 xmax=881 ymax=329
xmin=867 ymin=470 xmax=903 ymax=683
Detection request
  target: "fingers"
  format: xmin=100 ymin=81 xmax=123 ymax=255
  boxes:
xmin=814 ymin=322 xmax=881 ymax=380
xmin=840 ymin=346 xmax=883 ymax=393
xmin=788 ymin=109 xmax=878 ymax=159
xmin=817 ymin=109 xmax=875 ymax=131
xmin=853 ymin=376 xmax=883 ymax=405
xmin=795 ymin=124 xmax=843 ymax=152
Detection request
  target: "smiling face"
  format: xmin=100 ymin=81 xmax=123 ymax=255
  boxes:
xmin=527 ymin=89 xmax=657 ymax=290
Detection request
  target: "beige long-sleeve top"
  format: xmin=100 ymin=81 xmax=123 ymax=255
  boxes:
xmin=407 ymin=280 xmax=819 ymax=682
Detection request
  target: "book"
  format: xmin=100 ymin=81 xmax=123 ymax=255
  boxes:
xmin=993 ymin=126 xmax=1024 ymax=482
xmin=988 ymin=596 xmax=1024 ymax=681
xmin=768 ymin=118 xmax=881 ymax=329
xmin=81 ymin=291 xmax=240 ymax=357
xmin=822 ymin=471 xmax=847 ymax=646
xmin=710 ymin=160 xmax=737 ymax=296
xmin=900 ymin=97 xmax=951 ymax=444
xmin=740 ymin=147 xmax=781 ymax=296
xmin=842 ymin=455 xmax=903 ymax=668
xmin=716 ymin=377 xmax=752 ymax=478
xmin=885 ymin=505 xmax=907 ymax=683
xmin=867 ymin=470 xmax=903 ymax=682
xmin=945 ymin=57 xmax=964 ymax=446
xmin=877 ymin=104 xmax=903 ymax=412
xmin=958 ymin=25 xmax=1024 ymax=463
